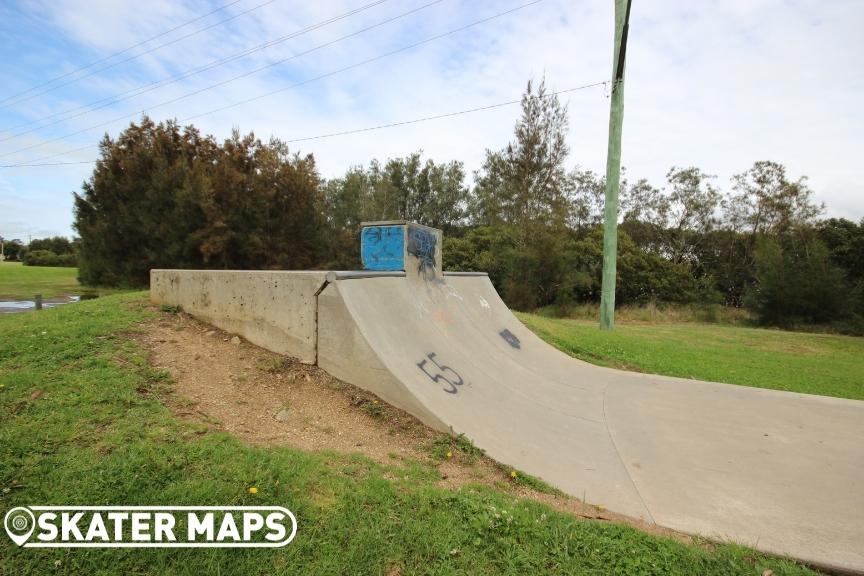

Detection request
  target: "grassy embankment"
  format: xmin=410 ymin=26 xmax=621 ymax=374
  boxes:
xmin=0 ymin=290 xmax=819 ymax=575
xmin=519 ymin=312 xmax=864 ymax=401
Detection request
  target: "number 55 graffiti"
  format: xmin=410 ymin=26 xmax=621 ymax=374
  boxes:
xmin=417 ymin=352 xmax=464 ymax=394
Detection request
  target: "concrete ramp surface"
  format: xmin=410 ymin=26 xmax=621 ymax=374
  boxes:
xmin=152 ymin=269 xmax=864 ymax=572
xmin=317 ymin=273 xmax=864 ymax=573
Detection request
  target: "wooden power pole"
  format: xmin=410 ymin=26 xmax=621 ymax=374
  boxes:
xmin=600 ymin=0 xmax=633 ymax=330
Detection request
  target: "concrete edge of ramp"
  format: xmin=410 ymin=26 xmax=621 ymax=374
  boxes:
xmin=150 ymin=269 xmax=328 ymax=363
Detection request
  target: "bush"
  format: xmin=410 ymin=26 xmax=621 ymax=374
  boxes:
xmin=74 ymin=118 xmax=324 ymax=287
xmin=746 ymin=232 xmax=848 ymax=326
xmin=22 ymin=250 xmax=77 ymax=267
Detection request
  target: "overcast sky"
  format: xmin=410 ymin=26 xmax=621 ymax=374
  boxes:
xmin=0 ymin=0 xmax=861 ymax=240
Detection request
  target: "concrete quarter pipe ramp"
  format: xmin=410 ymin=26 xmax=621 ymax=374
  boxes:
xmin=152 ymin=265 xmax=864 ymax=572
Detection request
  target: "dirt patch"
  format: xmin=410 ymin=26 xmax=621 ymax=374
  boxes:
xmin=137 ymin=310 xmax=436 ymax=463
xmin=135 ymin=307 xmax=693 ymax=545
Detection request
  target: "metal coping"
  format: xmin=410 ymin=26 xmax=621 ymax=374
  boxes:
xmin=359 ymin=220 xmax=408 ymax=227
xmin=359 ymin=221 xmax=442 ymax=234
xmin=326 ymin=270 xmax=407 ymax=281
xmin=326 ymin=270 xmax=488 ymax=281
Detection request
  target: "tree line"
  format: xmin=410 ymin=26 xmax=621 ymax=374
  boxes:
xmin=71 ymin=80 xmax=863 ymax=331
xmin=0 ymin=236 xmax=78 ymax=266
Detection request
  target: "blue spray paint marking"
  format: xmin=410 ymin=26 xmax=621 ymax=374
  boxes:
xmin=361 ymin=226 xmax=404 ymax=270
xmin=499 ymin=329 xmax=521 ymax=349
xmin=407 ymin=226 xmax=437 ymax=277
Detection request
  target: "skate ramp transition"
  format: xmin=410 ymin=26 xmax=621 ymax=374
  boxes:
xmin=151 ymin=228 xmax=864 ymax=573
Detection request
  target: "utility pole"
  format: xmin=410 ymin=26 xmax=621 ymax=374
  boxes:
xmin=600 ymin=0 xmax=632 ymax=330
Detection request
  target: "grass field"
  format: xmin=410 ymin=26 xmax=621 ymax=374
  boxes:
xmin=0 ymin=262 xmax=81 ymax=299
xmin=519 ymin=313 xmax=864 ymax=401
xmin=0 ymin=293 xmax=816 ymax=575
xmin=534 ymin=302 xmax=754 ymax=325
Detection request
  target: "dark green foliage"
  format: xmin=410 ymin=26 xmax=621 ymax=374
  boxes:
xmin=74 ymin=117 xmax=323 ymax=286
xmin=320 ymin=152 xmax=468 ymax=267
xmin=0 ymin=238 xmax=25 ymax=261
xmin=746 ymin=230 xmax=850 ymax=327
xmin=818 ymin=218 xmax=864 ymax=283
xmin=27 ymin=236 xmax=77 ymax=256
xmin=446 ymin=225 xmax=697 ymax=310
xmin=22 ymin=249 xmax=77 ymax=267
xmin=16 ymin=236 xmax=78 ymax=266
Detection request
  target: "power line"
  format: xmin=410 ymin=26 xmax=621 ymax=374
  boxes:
xmin=0 ymin=0 xmax=390 ymax=140
xmin=2 ymin=143 xmax=98 ymax=167
xmin=0 ymin=0 xmax=451 ymax=159
xmin=181 ymin=0 xmax=546 ymax=123
xmin=1 ymin=0 xmax=547 ymax=161
xmin=0 ymin=0 xmax=246 ymax=104
xmin=0 ymin=0 xmax=277 ymax=109
xmin=286 ymin=83 xmax=607 ymax=142
xmin=0 ymin=160 xmax=95 ymax=168
xmin=0 ymin=83 xmax=606 ymax=168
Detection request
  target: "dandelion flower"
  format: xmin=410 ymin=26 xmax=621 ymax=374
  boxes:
xmin=446 ymin=451 xmax=452 ymax=459
xmin=248 ymin=486 xmax=258 ymax=495
xmin=510 ymin=470 xmax=518 ymax=479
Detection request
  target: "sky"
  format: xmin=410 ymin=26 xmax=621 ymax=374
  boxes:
xmin=0 ymin=0 xmax=862 ymax=240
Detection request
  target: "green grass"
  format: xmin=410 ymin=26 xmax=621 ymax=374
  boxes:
xmin=0 ymin=294 xmax=817 ymax=575
xmin=428 ymin=433 xmax=485 ymax=464
xmin=533 ymin=302 xmax=753 ymax=325
xmin=519 ymin=313 xmax=864 ymax=401
xmin=0 ymin=262 xmax=81 ymax=299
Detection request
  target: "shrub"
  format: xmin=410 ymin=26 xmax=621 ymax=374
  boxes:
xmin=746 ymin=232 xmax=848 ymax=326
xmin=22 ymin=249 xmax=77 ymax=267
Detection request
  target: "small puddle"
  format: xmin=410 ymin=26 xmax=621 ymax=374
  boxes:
xmin=0 ymin=294 xmax=97 ymax=314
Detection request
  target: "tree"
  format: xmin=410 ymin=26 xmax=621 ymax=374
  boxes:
xmin=817 ymin=218 xmax=864 ymax=283
xmin=28 ymin=236 xmax=77 ymax=255
xmin=471 ymin=78 xmax=572 ymax=228
xmin=75 ymin=117 xmax=323 ymax=286
xmin=422 ymin=159 xmax=469 ymax=232
xmin=569 ymin=169 xmax=605 ymax=232
xmin=725 ymin=161 xmax=823 ymax=236
xmin=75 ymin=117 xmax=213 ymax=285
xmin=659 ymin=167 xmax=721 ymax=264
xmin=324 ymin=153 xmax=467 ymax=230
xmin=620 ymin=175 xmax=666 ymax=227
xmin=1 ymin=238 xmax=25 ymax=261
xmin=665 ymin=167 xmax=720 ymax=232
xmin=746 ymin=228 xmax=847 ymax=326
xmin=463 ymin=78 xmax=576 ymax=308
xmin=194 ymin=132 xmax=322 ymax=270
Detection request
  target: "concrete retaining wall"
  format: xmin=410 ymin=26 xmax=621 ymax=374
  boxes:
xmin=150 ymin=270 xmax=327 ymax=363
